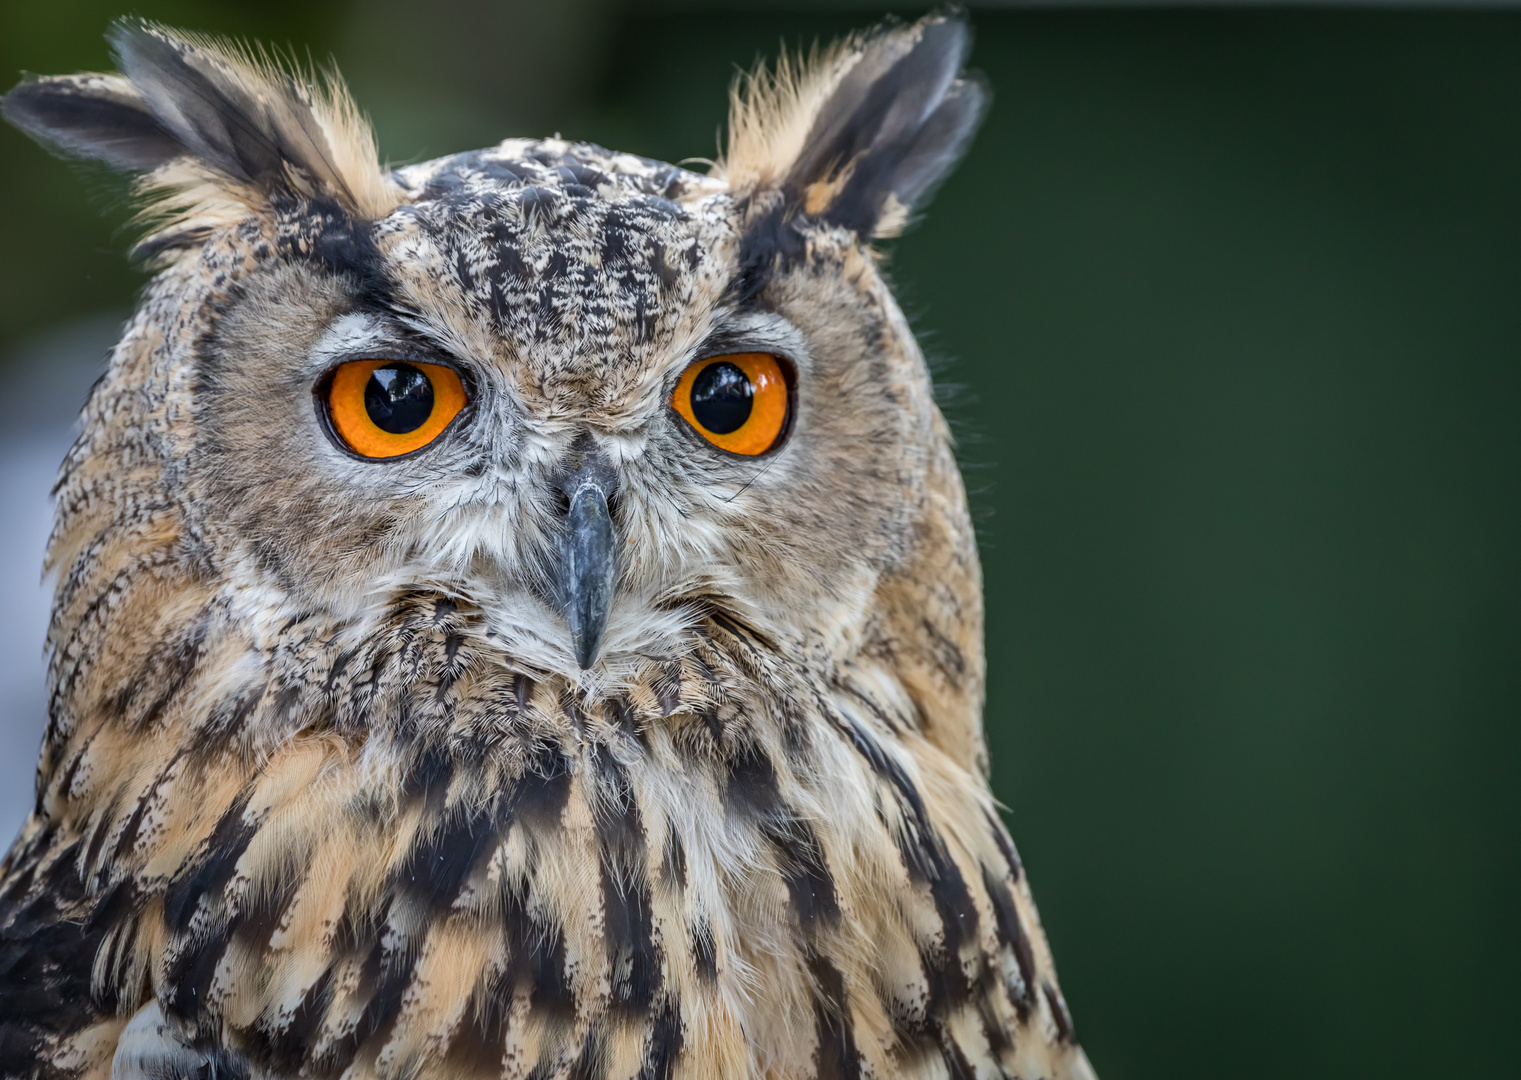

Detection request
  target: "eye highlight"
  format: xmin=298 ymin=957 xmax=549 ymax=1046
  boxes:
xmin=672 ymin=353 xmax=790 ymax=456
xmin=321 ymin=360 xmax=467 ymax=459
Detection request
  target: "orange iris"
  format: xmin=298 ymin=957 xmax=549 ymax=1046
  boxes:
xmin=671 ymin=352 xmax=790 ymax=456
xmin=324 ymin=359 xmax=467 ymax=459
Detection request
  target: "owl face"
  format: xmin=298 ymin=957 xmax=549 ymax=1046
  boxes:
xmin=187 ymin=142 xmax=926 ymax=684
xmin=5 ymin=15 xmax=986 ymax=690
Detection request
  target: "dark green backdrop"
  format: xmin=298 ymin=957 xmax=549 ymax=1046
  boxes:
xmin=2 ymin=3 xmax=1516 ymax=1077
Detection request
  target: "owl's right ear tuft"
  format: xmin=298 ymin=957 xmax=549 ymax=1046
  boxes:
xmin=2 ymin=20 xmax=400 ymax=259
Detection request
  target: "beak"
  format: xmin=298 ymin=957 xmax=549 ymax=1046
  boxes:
xmin=556 ymin=446 xmax=619 ymax=670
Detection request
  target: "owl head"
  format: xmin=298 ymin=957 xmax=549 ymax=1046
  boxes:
xmin=5 ymin=12 xmax=988 ymax=756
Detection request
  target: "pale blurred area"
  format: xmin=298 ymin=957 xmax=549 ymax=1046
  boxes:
xmin=0 ymin=316 xmax=117 ymax=840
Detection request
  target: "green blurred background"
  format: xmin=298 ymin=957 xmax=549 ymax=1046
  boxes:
xmin=1 ymin=1 xmax=1517 ymax=1076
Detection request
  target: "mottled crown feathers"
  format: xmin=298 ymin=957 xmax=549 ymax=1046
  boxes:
xmin=717 ymin=9 xmax=988 ymax=239
xmin=1 ymin=19 xmax=399 ymax=258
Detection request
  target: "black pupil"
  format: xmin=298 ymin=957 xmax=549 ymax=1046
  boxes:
xmin=690 ymin=361 xmax=753 ymax=434
xmin=364 ymin=363 xmax=434 ymax=434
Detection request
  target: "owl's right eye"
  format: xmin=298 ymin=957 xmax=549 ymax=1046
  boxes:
xmin=319 ymin=360 xmax=468 ymax=459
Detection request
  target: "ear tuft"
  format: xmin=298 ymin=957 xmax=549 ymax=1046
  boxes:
xmin=3 ymin=72 xmax=182 ymax=172
xmin=716 ymin=10 xmax=987 ymax=240
xmin=2 ymin=20 xmax=400 ymax=258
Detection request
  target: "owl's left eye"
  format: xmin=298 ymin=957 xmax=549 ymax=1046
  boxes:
xmin=671 ymin=352 xmax=791 ymax=456
xmin=319 ymin=360 xmax=468 ymax=459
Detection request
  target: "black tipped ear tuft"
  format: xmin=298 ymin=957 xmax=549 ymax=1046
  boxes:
xmin=1 ymin=19 xmax=398 ymax=258
xmin=106 ymin=21 xmax=345 ymax=199
xmin=789 ymin=12 xmax=986 ymax=237
xmin=721 ymin=10 xmax=988 ymax=241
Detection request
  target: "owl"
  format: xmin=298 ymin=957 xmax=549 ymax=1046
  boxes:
xmin=0 ymin=12 xmax=1096 ymax=1080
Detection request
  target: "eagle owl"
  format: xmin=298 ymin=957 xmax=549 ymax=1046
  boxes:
xmin=0 ymin=13 xmax=1096 ymax=1080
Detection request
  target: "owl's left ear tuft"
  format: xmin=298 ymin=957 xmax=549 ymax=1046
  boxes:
xmin=2 ymin=19 xmax=400 ymax=259
xmin=717 ymin=9 xmax=987 ymax=240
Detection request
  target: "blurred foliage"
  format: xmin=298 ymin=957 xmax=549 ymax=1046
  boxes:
xmin=2 ymin=4 xmax=1519 ymax=1079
